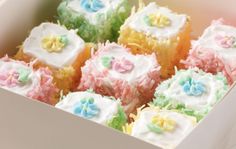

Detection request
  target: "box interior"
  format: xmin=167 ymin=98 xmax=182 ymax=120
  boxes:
xmin=0 ymin=0 xmax=236 ymax=149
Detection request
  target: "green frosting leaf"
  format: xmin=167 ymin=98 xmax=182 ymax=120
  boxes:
xmin=147 ymin=123 xmax=163 ymax=134
xmin=107 ymin=106 xmax=127 ymax=131
xmin=153 ymin=94 xmax=170 ymax=108
xmin=86 ymin=88 xmax=95 ymax=93
xmin=101 ymin=56 xmax=113 ymax=69
xmin=60 ymin=35 xmax=69 ymax=46
xmin=179 ymin=76 xmax=191 ymax=85
xmin=18 ymin=68 xmax=31 ymax=84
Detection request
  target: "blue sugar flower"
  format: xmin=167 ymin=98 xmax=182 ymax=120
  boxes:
xmin=80 ymin=0 xmax=105 ymax=13
xmin=73 ymin=97 xmax=100 ymax=119
xmin=182 ymin=78 xmax=206 ymax=96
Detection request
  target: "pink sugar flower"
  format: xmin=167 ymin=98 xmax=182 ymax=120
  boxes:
xmin=0 ymin=70 xmax=19 ymax=87
xmin=215 ymin=35 xmax=236 ymax=48
xmin=112 ymin=58 xmax=134 ymax=73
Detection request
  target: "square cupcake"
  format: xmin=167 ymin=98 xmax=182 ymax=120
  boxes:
xmin=57 ymin=0 xmax=131 ymax=42
xmin=183 ymin=19 xmax=236 ymax=84
xmin=0 ymin=56 xmax=58 ymax=104
xmin=123 ymin=107 xmax=196 ymax=149
xmin=56 ymin=90 xmax=127 ymax=131
xmin=152 ymin=68 xmax=229 ymax=121
xmin=119 ymin=2 xmax=191 ymax=78
xmin=78 ymin=43 xmax=161 ymax=115
xmin=15 ymin=23 xmax=92 ymax=93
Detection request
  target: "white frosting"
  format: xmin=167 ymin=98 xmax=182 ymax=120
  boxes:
xmin=0 ymin=60 xmax=41 ymax=96
xmin=93 ymin=44 xmax=158 ymax=83
xmin=55 ymin=91 xmax=120 ymax=125
xmin=125 ymin=2 xmax=187 ymax=39
xmin=67 ymin=0 xmax=122 ymax=25
xmin=194 ymin=23 xmax=236 ymax=70
xmin=131 ymin=108 xmax=195 ymax=148
xmin=156 ymin=69 xmax=227 ymax=112
xmin=23 ymin=23 xmax=85 ymax=69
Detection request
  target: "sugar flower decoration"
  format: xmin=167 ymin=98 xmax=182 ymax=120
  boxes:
xmin=215 ymin=35 xmax=236 ymax=48
xmin=180 ymin=77 xmax=206 ymax=96
xmin=147 ymin=115 xmax=176 ymax=134
xmin=73 ymin=97 xmax=100 ymax=119
xmin=101 ymin=56 xmax=134 ymax=73
xmin=41 ymin=35 xmax=68 ymax=53
xmin=112 ymin=57 xmax=134 ymax=73
xmin=0 ymin=70 xmax=20 ymax=87
xmin=145 ymin=13 xmax=171 ymax=28
xmin=80 ymin=0 xmax=105 ymax=13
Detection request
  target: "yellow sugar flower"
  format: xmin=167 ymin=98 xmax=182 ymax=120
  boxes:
xmin=147 ymin=13 xmax=171 ymax=28
xmin=41 ymin=35 xmax=68 ymax=53
xmin=151 ymin=115 xmax=176 ymax=132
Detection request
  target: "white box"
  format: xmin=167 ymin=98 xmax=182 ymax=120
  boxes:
xmin=0 ymin=0 xmax=236 ymax=149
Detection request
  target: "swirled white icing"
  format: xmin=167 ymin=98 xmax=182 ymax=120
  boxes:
xmin=125 ymin=2 xmax=187 ymax=39
xmin=23 ymin=23 xmax=85 ymax=69
xmin=55 ymin=91 xmax=120 ymax=125
xmin=67 ymin=0 xmax=122 ymax=24
xmin=193 ymin=23 xmax=236 ymax=71
xmin=131 ymin=108 xmax=196 ymax=148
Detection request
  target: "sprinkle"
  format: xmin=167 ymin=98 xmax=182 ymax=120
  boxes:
xmin=123 ymin=123 xmax=133 ymax=135
xmin=80 ymin=0 xmax=105 ymax=13
xmin=41 ymin=35 xmax=68 ymax=53
xmin=73 ymin=97 xmax=100 ymax=119
xmin=145 ymin=13 xmax=171 ymax=28
xmin=107 ymin=106 xmax=127 ymax=131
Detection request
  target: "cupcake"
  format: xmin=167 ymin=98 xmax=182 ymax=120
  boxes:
xmin=0 ymin=56 xmax=58 ymax=104
xmin=56 ymin=90 xmax=127 ymax=131
xmin=123 ymin=107 xmax=196 ymax=148
xmin=152 ymin=68 xmax=229 ymax=121
xmin=118 ymin=2 xmax=191 ymax=78
xmin=78 ymin=42 xmax=161 ymax=115
xmin=57 ymin=0 xmax=131 ymax=42
xmin=183 ymin=19 xmax=236 ymax=84
xmin=14 ymin=22 xmax=92 ymax=93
